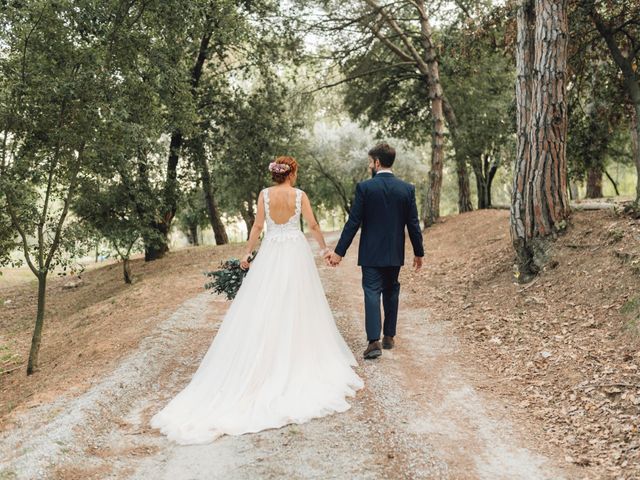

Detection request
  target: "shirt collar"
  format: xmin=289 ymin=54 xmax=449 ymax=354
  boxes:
xmin=376 ymin=169 xmax=393 ymax=174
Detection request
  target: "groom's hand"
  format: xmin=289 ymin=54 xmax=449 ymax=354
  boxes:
xmin=413 ymin=256 xmax=423 ymax=272
xmin=329 ymin=252 xmax=342 ymax=267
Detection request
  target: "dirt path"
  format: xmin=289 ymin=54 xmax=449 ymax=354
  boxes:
xmin=0 ymin=236 xmax=577 ymax=479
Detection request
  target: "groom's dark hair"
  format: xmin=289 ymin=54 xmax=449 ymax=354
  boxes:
xmin=368 ymin=143 xmax=396 ymax=167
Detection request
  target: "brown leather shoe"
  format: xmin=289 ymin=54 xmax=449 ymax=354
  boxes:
xmin=363 ymin=341 xmax=382 ymax=359
xmin=382 ymin=336 xmax=394 ymax=350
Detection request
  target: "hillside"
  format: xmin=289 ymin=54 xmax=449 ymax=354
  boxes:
xmin=0 ymin=242 xmax=246 ymax=424
xmin=413 ymin=208 xmax=640 ymax=477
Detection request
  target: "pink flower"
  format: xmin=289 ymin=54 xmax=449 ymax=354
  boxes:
xmin=268 ymin=162 xmax=291 ymax=174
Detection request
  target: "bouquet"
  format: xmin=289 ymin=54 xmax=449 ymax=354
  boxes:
xmin=204 ymin=253 xmax=255 ymax=300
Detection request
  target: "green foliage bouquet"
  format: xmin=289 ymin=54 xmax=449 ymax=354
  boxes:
xmin=204 ymin=253 xmax=256 ymax=301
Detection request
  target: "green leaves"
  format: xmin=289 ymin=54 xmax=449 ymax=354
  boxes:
xmin=204 ymin=253 xmax=255 ymax=300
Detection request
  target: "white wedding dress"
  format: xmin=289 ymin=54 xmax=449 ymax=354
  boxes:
xmin=150 ymin=187 xmax=364 ymax=445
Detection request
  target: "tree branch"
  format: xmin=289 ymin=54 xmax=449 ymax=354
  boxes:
xmin=303 ymin=62 xmax=415 ymax=93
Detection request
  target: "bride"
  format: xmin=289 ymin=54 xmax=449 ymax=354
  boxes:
xmin=150 ymin=156 xmax=364 ymax=445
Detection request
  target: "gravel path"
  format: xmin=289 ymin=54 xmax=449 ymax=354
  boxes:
xmin=0 ymin=237 xmax=576 ymax=479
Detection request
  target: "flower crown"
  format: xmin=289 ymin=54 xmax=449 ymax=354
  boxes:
xmin=268 ymin=162 xmax=291 ymax=174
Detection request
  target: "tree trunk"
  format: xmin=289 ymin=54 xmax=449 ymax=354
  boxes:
xmin=144 ymin=220 xmax=170 ymax=261
xmin=199 ymin=154 xmax=228 ymax=245
xmin=586 ymin=164 xmax=603 ymax=198
xmin=146 ymin=25 xmax=215 ymax=259
xmin=123 ymin=258 xmax=132 ymax=284
xmin=472 ymin=154 xmax=498 ymax=209
xmin=422 ymin=58 xmax=445 ymax=227
xmin=456 ymin=154 xmax=473 ymax=213
xmin=187 ymin=223 xmax=199 ymax=246
xmin=145 ymin=133 xmax=181 ymax=261
xmin=510 ymin=0 xmax=570 ymax=282
xmin=240 ymin=199 xmax=255 ymax=240
xmin=632 ymin=107 xmax=640 ymax=202
xmin=413 ymin=0 xmax=445 ymax=227
xmin=27 ymin=273 xmax=47 ymax=375
xmin=363 ymin=0 xmax=447 ymax=227
xmin=474 ymin=166 xmax=488 ymax=209
xmin=486 ymin=159 xmax=497 ymax=208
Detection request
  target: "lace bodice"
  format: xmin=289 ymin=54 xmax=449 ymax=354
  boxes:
xmin=263 ymin=187 xmax=304 ymax=242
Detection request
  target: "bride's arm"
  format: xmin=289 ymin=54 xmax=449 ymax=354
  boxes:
xmin=240 ymin=191 xmax=266 ymax=269
xmin=301 ymin=192 xmax=329 ymax=255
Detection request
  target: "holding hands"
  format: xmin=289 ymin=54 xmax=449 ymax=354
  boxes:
xmin=321 ymin=248 xmax=342 ymax=267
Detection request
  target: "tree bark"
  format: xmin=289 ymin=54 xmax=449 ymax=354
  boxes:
xmin=199 ymin=152 xmax=229 ymax=245
xmin=240 ymin=199 xmax=255 ymax=240
xmin=123 ymin=258 xmax=132 ymax=284
xmin=472 ymin=153 xmax=499 ymax=209
xmin=417 ymin=0 xmax=445 ymax=227
xmin=27 ymin=273 xmax=46 ymax=375
xmin=444 ymin=99 xmax=473 ymax=214
xmin=511 ymin=0 xmax=570 ymax=282
xmin=586 ymin=164 xmax=603 ymax=198
xmin=455 ymin=153 xmax=473 ymax=213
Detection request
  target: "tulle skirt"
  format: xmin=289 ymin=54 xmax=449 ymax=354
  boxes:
xmin=150 ymin=233 xmax=364 ymax=445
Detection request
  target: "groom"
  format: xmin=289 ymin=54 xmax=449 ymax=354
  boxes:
xmin=326 ymin=143 xmax=424 ymax=359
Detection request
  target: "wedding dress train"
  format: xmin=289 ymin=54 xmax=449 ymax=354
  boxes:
xmin=150 ymin=187 xmax=364 ymax=445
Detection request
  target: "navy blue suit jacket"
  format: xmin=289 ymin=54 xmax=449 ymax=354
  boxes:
xmin=334 ymin=172 xmax=424 ymax=267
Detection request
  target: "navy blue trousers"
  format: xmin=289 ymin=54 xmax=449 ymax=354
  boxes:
xmin=361 ymin=266 xmax=401 ymax=341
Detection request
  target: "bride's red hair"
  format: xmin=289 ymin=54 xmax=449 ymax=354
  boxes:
xmin=271 ymin=156 xmax=298 ymax=184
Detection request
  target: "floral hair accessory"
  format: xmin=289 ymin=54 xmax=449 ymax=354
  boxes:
xmin=269 ymin=162 xmax=291 ymax=174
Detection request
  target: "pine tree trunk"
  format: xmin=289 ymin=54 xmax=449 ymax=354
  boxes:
xmin=586 ymin=164 xmax=603 ymax=198
xmin=416 ymin=0 xmax=445 ymax=227
xmin=511 ymin=0 xmax=570 ymax=282
xmin=423 ymin=83 xmax=445 ymax=227
xmin=512 ymin=0 xmax=535 ymax=271
xmin=27 ymin=273 xmax=47 ymax=375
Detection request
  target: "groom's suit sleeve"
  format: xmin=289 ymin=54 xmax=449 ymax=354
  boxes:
xmin=334 ymin=182 xmax=364 ymax=257
xmin=407 ymin=185 xmax=424 ymax=257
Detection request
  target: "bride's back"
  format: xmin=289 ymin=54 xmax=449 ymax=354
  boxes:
xmin=266 ymin=186 xmax=298 ymax=224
